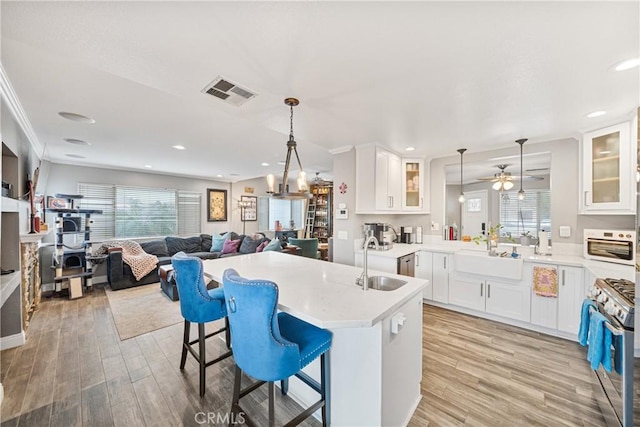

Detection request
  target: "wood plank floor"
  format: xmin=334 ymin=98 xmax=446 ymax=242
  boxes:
xmin=0 ymin=284 xmax=618 ymax=426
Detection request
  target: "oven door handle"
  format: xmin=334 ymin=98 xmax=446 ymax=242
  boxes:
xmin=588 ymin=306 xmax=625 ymax=336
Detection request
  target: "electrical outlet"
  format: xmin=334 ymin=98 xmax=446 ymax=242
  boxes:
xmin=431 ymin=222 xmax=440 ymax=231
xmin=559 ymin=226 xmax=571 ymax=237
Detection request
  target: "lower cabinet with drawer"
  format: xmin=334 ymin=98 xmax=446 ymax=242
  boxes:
xmin=449 ymin=273 xmax=531 ymax=322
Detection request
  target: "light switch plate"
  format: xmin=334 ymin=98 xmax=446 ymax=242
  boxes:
xmin=337 ymin=231 xmax=348 ymax=240
xmin=559 ymin=226 xmax=571 ymax=237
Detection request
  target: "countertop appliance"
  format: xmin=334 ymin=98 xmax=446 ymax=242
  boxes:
xmin=583 ymin=229 xmax=636 ymax=266
xmin=415 ymin=226 xmax=423 ymax=244
xmin=586 ymin=277 xmax=635 ymax=426
xmin=400 ymin=226 xmax=413 ymax=244
xmin=363 ymin=223 xmax=393 ymax=250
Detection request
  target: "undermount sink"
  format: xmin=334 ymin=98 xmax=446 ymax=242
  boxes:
xmin=362 ymin=276 xmax=407 ymax=291
xmin=454 ymin=250 xmax=523 ymax=280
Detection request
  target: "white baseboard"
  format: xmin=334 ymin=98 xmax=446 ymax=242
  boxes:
xmin=0 ymin=331 xmax=25 ymax=350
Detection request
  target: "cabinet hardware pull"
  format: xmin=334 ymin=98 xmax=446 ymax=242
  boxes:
xmin=562 ymin=270 xmax=566 ymax=286
xmin=480 ymin=282 xmax=483 ymax=297
xmin=415 ymin=254 xmax=419 ymax=267
xmin=390 ymin=196 xmax=394 ymax=207
xmin=584 ymin=191 xmax=589 ymax=206
xmin=443 ymin=257 xmax=447 ymax=269
xmin=488 ymin=283 xmax=491 ymax=298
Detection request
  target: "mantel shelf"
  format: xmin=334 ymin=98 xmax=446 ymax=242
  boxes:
xmin=20 ymin=229 xmax=52 ymax=243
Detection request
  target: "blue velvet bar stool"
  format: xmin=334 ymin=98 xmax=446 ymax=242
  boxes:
xmin=222 ymin=268 xmax=332 ymax=427
xmin=171 ymin=252 xmax=232 ymax=397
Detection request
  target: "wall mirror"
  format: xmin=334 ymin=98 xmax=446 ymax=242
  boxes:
xmin=444 ymin=151 xmax=551 ymax=241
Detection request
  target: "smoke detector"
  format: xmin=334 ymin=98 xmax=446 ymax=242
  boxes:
xmin=202 ymin=76 xmax=257 ymax=107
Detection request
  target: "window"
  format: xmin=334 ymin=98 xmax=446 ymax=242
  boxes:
xmin=257 ymin=196 xmax=306 ymax=231
xmin=499 ymin=190 xmax=551 ymax=238
xmin=78 ymin=183 xmax=201 ymax=239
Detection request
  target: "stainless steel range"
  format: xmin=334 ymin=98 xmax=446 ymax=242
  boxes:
xmin=587 ymin=277 xmax=635 ymax=426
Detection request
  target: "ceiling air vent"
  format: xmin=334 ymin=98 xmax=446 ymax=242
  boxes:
xmin=202 ymin=76 xmax=257 ymax=107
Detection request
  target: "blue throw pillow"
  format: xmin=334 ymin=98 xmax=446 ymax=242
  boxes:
xmin=210 ymin=232 xmax=230 ymax=252
xmin=263 ymin=238 xmax=282 ymax=252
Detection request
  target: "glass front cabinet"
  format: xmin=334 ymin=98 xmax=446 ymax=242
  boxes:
xmin=401 ymin=159 xmax=425 ymax=211
xmin=580 ymin=120 xmax=636 ymax=214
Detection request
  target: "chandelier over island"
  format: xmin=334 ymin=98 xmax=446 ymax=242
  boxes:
xmin=266 ymin=98 xmax=311 ymax=199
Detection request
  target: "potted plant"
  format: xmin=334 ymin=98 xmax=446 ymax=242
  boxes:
xmin=520 ymin=231 xmax=532 ymax=247
xmin=472 ymin=223 xmax=509 ymax=255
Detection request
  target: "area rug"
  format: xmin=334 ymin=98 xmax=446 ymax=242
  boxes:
xmin=105 ymin=284 xmax=182 ymax=341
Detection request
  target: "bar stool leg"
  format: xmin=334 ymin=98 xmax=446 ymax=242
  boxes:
xmin=280 ymin=379 xmax=289 ymax=396
xmin=321 ymin=351 xmax=330 ymax=427
xmin=198 ymin=323 xmax=206 ymax=397
xmin=268 ymin=381 xmax=275 ymax=427
xmin=230 ymin=366 xmax=242 ymax=427
xmin=180 ymin=320 xmax=190 ymax=370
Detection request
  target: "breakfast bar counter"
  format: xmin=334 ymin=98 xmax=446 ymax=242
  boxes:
xmin=202 ymin=251 xmax=428 ymax=426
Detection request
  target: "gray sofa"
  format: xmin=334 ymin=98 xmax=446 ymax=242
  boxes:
xmin=106 ymin=232 xmax=269 ymax=291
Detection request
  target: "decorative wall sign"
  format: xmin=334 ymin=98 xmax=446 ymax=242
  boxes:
xmin=467 ymin=197 xmax=481 ymax=212
xmin=244 ymin=187 xmax=254 ymax=194
xmin=207 ymin=189 xmax=228 ymax=222
xmin=339 ymin=182 xmax=348 ymax=194
xmin=240 ymin=195 xmax=257 ymax=221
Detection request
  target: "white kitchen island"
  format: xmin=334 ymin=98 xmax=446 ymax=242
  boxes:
xmin=202 ymin=251 xmax=428 ymax=427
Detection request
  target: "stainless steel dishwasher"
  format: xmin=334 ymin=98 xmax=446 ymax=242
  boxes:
xmin=397 ymin=252 xmax=415 ymax=277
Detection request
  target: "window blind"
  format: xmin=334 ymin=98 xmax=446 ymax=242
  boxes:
xmin=499 ymin=190 xmax=551 ymax=238
xmin=78 ymin=183 xmax=201 ymax=239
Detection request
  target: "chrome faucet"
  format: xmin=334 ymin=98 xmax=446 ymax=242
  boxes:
xmin=356 ymin=234 xmax=379 ymax=291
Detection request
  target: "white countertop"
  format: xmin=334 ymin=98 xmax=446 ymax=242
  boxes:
xmin=355 ymin=242 xmax=635 ymax=281
xmin=202 ymin=251 xmax=428 ymax=329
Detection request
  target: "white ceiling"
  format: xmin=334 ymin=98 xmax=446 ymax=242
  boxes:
xmin=1 ymin=2 xmax=638 ymax=182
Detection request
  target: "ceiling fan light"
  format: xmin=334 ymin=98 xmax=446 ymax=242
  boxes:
xmin=504 ymin=181 xmax=514 ymax=190
xmin=492 ymin=181 xmax=502 ymax=190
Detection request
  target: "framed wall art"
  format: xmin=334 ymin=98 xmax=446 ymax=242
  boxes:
xmin=240 ymin=195 xmax=257 ymax=221
xmin=207 ymin=189 xmax=228 ymax=222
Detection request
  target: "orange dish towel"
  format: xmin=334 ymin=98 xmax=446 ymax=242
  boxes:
xmin=532 ymin=266 xmax=558 ymax=297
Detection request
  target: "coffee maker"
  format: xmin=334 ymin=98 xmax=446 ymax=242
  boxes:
xmin=363 ymin=223 xmax=393 ymax=250
xmin=400 ymin=226 xmax=413 ymax=244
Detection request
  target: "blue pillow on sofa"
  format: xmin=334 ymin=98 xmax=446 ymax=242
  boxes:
xmin=211 ymin=232 xmax=230 ymax=252
xmin=263 ymin=238 xmax=282 ymax=252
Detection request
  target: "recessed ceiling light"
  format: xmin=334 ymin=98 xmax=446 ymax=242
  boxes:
xmin=587 ymin=111 xmax=607 ymax=118
xmin=261 ymin=162 xmax=270 ymax=166
xmin=614 ymin=58 xmax=640 ymax=71
xmin=144 ymin=165 xmax=153 ymax=168
xmin=405 ymin=147 xmax=415 ymax=152
xmin=58 ymin=112 xmax=95 ymax=123
xmin=216 ymin=174 xmax=223 ymax=178
xmin=66 ymin=154 xmax=86 ymax=159
xmin=63 ymin=138 xmax=91 ymax=146
xmin=172 ymin=145 xmax=186 ymax=150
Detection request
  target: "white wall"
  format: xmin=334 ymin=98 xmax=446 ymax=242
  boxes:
xmin=43 ymin=163 xmax=234 ymax=236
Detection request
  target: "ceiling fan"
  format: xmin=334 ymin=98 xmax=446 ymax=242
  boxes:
xmin=477 ymin=164 xmax=542 ymax=191
xmin=312 ymin=172 xmax=333 ymax=186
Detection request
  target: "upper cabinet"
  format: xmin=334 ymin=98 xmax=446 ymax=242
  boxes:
xmin=401 ymin=159 xmax=425 ymax=211
xmin=356 ymin=145 xmax=428 ymax=214
xmin=580 ymin=119 xmax=636 ymax=214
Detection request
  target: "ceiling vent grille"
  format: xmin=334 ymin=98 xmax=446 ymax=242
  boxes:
xmin=202 ymin=76 xmax=257 ymax=106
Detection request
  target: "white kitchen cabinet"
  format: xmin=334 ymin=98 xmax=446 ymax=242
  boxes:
xmin=557 ymin=265 xmax=585 ymax=335
xmin=415 ymin=251 xmax=433 ymax=300
xmin=529 ymin=263 xmax=584 ymax=336
xmin=375 ymin=149 xmax=402 ymax=211
xmin=432 ymin=252 xmax=450 ymax=304
xmin=580 ymin=120 xmax=636 ymax=214
xmin=401 ymin=159 xmax=426 ymax=211
xmin=355 ymin=145 xmax=426 ymax=214
xmin=450 ymin=274 xmax=530 ymax=322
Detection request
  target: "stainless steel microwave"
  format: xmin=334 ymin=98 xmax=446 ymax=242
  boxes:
xmin=583 ymin=229 xmax=636 ymax=266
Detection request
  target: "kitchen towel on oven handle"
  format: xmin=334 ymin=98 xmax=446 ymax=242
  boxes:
xmin=586 ymin=310 xmax=613 ymax=372
xmin=578 ymin=299 xmax=596 ymax=345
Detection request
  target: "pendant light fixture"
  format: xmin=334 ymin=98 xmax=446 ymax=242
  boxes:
xmin=516 ymin=138 xmax=527 ymax=200
xmin=266 ymin=98 xmax=310 ymax=199
xmin=457 ymin=148 xmax=467 ymax=203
